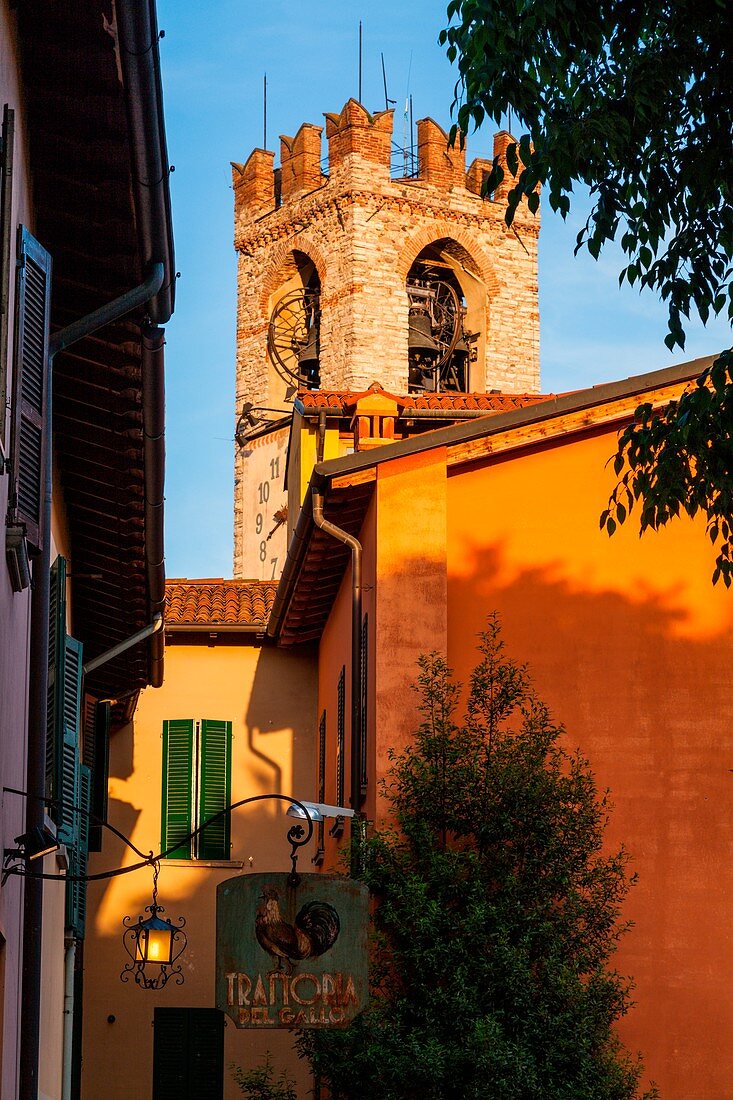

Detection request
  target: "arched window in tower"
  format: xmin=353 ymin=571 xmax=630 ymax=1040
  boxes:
xmin=267 ymin=251 xmax=321 ymax=395
xmin=406 ymin=240 xmax=482 ymax=394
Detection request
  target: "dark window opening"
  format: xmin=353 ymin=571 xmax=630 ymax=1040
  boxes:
xmin=407 ymin=244 xmax=474 ymax=394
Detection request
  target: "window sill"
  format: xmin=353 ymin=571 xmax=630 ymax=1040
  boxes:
xmin=161 ymin=859 xmax=244 ymax=869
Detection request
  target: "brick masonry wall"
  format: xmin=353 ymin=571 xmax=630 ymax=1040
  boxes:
xmin=232 ymin=101 xmax=540 ymax=575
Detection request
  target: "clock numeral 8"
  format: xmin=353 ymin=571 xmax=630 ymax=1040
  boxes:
xmin=259 ymin=540 xmax=267 ymax=562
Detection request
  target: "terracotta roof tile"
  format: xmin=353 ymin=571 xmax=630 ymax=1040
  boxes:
xmin=165 ymin=579 xmax=277 ymax=629
xmin=297 ymin=387 xmax=553 ymax=413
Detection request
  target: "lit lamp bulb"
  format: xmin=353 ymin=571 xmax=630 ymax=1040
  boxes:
xmin=135 ymin=915 xmax=176 ymax=965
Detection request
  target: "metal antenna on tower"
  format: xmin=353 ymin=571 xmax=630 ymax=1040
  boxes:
xmin=403 ymin=50 xmax=413 ymax=176
xmin=358 ymin=21 xmax=363 ymax=103
xmin=381 ymin=52 xmax=397 ymax=112
xmin=263 ymin=72 xmax=267 ymax=149
xmin=409 ymin=93 xmax=415 ymax=175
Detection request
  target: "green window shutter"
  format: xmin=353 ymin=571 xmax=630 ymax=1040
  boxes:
xmin=198 ymin=720 xmax=232 ymax=860
xmin=57 ymin=635 xmax=83 ymax=847
xmin=65 ymin=764 xmax=91 ymax=939
xmin=161 ymin=720 xmax=194 ymax=859
xmin=153 ymin=1008 xmax=224 ymax=1100
xmin=9 ymin=225 xmax=51 ymax=552
xmin=0 ymin=105 xmax=15 ymax=440
xmin=46 ymin=555 xmax=67 ymax=809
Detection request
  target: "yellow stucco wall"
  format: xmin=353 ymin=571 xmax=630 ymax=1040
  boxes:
xmin=82 ymin=636 xmax=317 ymax=1100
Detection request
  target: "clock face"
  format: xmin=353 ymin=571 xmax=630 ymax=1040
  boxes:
xmin=239 ymin=425 xmax=289 ymax=581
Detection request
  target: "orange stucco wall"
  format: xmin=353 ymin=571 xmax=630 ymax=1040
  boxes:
xmin=82 ymin=637 xmax=317 ymax=1100
xmin=316 ymin=449 xmax=449 ymax=855
xmin=446 ymin=425 xmax=733 ymax=1099
xmin=373 ymin=450 xmax=447 ymax=822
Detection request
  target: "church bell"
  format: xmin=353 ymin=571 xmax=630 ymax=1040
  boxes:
xmin=297 ymin=324 xmax=319 ymax=384
xmin=408 ymin=309 xmax=438 ymax=355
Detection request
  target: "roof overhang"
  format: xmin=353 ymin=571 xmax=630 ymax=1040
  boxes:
xmin=18 ymin=1 xmax=175 ymax=697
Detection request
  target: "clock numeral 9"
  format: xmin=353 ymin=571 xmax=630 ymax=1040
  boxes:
xmin=255 ymin=512 xmax=263 ymax=534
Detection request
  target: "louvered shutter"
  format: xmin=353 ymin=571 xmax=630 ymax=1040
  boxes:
xmin=66 ymin=764 xmax=91 ymax=939
xmin=46 ymin=555 xmax=67 ymax=809
xmin=153 ymin=1009 xmax=189 ymax=1100
xmin=9 ymin=226 xmax=51 ymax=552
xmin=153 ymin=1008 xmax=224 ymax=1100
xmin=161 ymin=720 xmax=194 ymax=859
xmin=187 ymin=1009 xmax=224 ymax=1097
xmin=57 ymin=635 xmax=83 ymax=848
xmin=198 ymin=720 xmax=232 ymax=860
xmin=1 ymin=105 xmax=15 ymax=437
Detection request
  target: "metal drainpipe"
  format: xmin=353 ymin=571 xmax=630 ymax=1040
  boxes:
xmin=312 ymin=490 xmax=364 ymax=865
xmin=19 ymin=264 xmax=164 ymax=1100
xmin=61 ymin=940 xmax=76 ymax=1100
xmin=316 ymin=408 xmax=327 ymax=463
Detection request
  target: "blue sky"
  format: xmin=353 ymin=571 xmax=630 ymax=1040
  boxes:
xmin=158 ymin=0 xmax=731 ymax=579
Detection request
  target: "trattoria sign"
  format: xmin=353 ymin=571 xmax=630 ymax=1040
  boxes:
xmin=216 ymin=873 xmax=368 ymax=1029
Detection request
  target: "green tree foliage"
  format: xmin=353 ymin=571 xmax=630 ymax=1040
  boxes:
xmin=231 ymin=1054 xmax=297 ymax=1100
xmin=440 ymin=1 xmax=733 ymax=582
xmin=300 ymin=618 xmax=654 ymax=1099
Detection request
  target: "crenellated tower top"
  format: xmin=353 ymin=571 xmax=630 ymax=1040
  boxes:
xmin=232 ymin=100 xmax=540 ymax=577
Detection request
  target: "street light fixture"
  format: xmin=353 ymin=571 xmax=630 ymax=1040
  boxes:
xmin=286 ymin=801 xmax=354 ymax=822
xmin=121 ymin=861 xmax=187 ymax=990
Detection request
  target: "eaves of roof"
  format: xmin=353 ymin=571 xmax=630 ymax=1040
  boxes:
xmin=165 ymin=579 xmax=277 ymax=633
xmin=18 ymin=1 xmax=175 ymax=696
xmin=268 ymin=354 xmax=718 ymax=645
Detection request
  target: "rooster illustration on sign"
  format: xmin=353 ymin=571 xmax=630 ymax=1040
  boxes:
xmin=255 ymin=885 xmax=340 ymax=971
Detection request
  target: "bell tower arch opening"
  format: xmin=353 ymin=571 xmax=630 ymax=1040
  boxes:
xmin=406 ymin=238 xmax=486 ymax=394
xmin=266 ymin=249 xmax=322 ymax=403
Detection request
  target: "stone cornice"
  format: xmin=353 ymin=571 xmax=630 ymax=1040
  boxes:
xmin=235 ymin=182 xmax=539 ymax=255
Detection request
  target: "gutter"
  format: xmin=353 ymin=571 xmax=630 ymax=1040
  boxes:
xmin=116 ymin=0 xmax=175 ymax=325
xmin=166 ymin=624 xmax=268 ymax=636
xmin=312 ymin=489 xmax=363 ymax=815
xmin=141 ymin=325 xmax=166 ymax=686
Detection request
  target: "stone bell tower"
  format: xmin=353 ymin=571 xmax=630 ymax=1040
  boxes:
xmin=232 ymin=99 xmax=540 ymax=578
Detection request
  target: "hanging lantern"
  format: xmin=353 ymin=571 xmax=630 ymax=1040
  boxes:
xmin=121 ymin=862 xmax=187 ymax=990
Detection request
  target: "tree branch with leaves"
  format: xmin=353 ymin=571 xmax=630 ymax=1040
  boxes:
xmin=440 ymin=0 xmax=733 ymax=581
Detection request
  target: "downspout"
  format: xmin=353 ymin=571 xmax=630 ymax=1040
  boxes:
xmin=316 ymin=408 xmax=327 ymax=463
xmin=61 ymin=940 xmax=76 ymax=1100
xmin=19 ymin=264 xmax=164 ymax=1100
xmin=312 ymin=490 xmax=364 ymax=845
xmin=116 ymin=1 xmax=175 ymax=326
xmin=141 ymin=324 xmax=166 ymax=686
